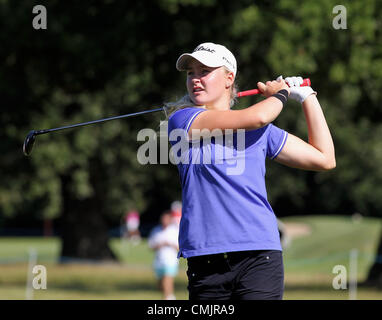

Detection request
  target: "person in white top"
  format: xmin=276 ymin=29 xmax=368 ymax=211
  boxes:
xmin=148 ymin=211 xmax=180 ymax=300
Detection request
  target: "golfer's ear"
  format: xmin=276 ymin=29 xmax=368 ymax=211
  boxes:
xmin=225 ymin=71 xmax=235 ymax=88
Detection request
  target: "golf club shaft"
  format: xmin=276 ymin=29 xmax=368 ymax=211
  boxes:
xmin=23 ymin=78 xmax=312 ymax=155
xmin=34 ymin=78 xmax=311 ymax=136
xmin=34 ymin=107 xmax=166 ymax=136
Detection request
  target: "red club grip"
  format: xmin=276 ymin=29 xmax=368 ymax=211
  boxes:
xmin=237 ymin=78 xmax=311 ymax=98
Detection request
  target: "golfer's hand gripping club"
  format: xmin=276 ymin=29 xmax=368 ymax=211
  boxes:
xmin=237 ymin=78 xmax=311 ymax=98
xmin=284 ymin=76 xmax=316 ymax=103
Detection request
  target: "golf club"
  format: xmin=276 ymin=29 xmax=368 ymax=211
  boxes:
xmin=23 ymin=107 xmax=166 ymax=156
xmin=23 ymin=78 xmax=311 ymax=156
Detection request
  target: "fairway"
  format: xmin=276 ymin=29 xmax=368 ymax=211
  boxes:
xmin=0 ymin=215 xmax=381 ymax=300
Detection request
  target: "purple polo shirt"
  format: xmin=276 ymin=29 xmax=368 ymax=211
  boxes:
xmin=168 ymin=107 xmax=288 ymax=258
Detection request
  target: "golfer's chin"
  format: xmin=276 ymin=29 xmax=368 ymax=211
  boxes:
xmin=190 ymin=95 xmax=209 ymax=107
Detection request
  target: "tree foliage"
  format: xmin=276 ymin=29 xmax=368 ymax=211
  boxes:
xmin=0 ymin=0 xmax=381 ymax=259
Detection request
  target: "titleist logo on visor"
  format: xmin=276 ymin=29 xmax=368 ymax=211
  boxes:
xmin=194 ymin=45 xmax=216 ymax=53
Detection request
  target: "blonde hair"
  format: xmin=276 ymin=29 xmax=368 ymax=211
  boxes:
xmin=165 ymin=67 xmax=239 ymax=119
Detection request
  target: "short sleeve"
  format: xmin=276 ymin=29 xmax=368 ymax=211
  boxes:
xmin=168 ymin=107 xmax=206 ymax=145
xmin=266 ymin=124 xmax=288 ymax=160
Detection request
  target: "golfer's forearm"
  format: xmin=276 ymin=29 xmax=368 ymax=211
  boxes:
xmin=302 ymin=95 xmax=336 ymax=167
xmin=247 ymin=97 xmax=284 ymax=128
xmin=189 ymin=97 xmax=283 ymax=135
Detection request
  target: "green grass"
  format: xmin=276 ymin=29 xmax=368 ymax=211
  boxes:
xmin=0 ymin=215 xmax=381 ymax=300
xmin=0 ymin=237 xmax=61 ymax=264
xmin=282 ymin=215 xmax=382 ymax=300
xmin=282 ymin=215 xmax=380 ymax=274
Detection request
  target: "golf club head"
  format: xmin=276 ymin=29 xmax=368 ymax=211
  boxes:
xmin=23 ymin=130 xmax=37 ymax=156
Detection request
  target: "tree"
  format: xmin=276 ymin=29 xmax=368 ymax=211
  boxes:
xmin=1 ymin=0 xmax=382 ymax=271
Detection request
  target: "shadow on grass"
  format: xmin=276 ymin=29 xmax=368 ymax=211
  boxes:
xmin=285 ymin=283 xmax=337 ymax=292
xmin=286 ymin=281 xmax=382 ymax=293
xmin=53 ymin=281 xmax=344 ymax=296
xmin=48 ymin=278 xmax=187 ymax=294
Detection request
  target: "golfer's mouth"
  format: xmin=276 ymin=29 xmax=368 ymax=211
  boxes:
xmin=193 ymin=87 xmax=204 ymax=94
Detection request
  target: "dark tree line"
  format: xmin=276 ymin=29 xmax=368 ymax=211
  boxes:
xmin=1 ymin=0 xmax=382 ymax=283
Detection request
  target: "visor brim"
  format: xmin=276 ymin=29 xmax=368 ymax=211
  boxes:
xmin=176 ymin=51 xmax=224 ymax=71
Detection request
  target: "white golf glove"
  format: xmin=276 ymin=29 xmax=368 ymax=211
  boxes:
xmin=284 ymin=76 xmax=317 ymax=103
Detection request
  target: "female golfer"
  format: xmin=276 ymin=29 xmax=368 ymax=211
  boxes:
xmin=167 ymin=42 xmax=335 ymax=300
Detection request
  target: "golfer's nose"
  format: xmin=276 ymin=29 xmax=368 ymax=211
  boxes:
xmin=191 ymin=76 xmax=201 ymax=84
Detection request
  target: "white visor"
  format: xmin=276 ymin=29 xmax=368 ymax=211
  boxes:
xmin=176 ymin=42 xmax=237 ymax=76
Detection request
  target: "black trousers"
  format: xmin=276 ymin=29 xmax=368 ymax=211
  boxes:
xmin=187 ymin=250 xmax=284 ymax=300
